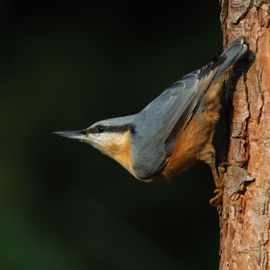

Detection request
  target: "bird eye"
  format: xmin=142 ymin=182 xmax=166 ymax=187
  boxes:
xmin=98 ymin=126 xmax=105 ymax=133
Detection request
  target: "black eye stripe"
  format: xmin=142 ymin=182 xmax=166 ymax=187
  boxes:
xmin=98 ymin=126 xmax=105 ymax=132
xmin=86 ymin=124 xmax=135 ymax=134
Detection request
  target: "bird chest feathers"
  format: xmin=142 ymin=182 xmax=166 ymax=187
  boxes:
xmin=103 ymin=131 xmax=136 ymax=177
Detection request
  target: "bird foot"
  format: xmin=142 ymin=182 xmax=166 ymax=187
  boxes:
xmin=209 ymin=188 xmax=223 ymax=207
xmin=209 ymin=162 xmax=227 ymax=207
xmin=218 ymin=161 xmax=228 ymax=179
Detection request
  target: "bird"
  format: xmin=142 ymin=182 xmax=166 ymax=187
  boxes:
xmin=55 ymin=37 xmax=248 ymax=205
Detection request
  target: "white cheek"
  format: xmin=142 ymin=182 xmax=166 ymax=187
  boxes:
xmin=98 ymin=133 xmax=112 ymax=144
xmin=86 ymin=133 xmax=111 ymax=150
xmin=85 ymin=133 xmax=127 ymax=151
xmin=88 ymin=134 xmax=104 ymax=147
xmin=97 ymin=133 xmax=120 ymax=144
xmin=107 ymin=133 xmax=127 ymax=145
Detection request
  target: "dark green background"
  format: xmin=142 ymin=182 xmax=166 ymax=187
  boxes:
xmin=1 ymin=1 xmax=223 ymax=269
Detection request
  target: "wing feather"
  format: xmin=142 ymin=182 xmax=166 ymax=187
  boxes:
xmin=131 ymin=60 xmax=224 ymax=179
xmin=131 ymin=37 xmax=247 ymax=179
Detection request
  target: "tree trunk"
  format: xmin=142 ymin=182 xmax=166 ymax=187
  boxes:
xmin=219 ymin=1 xmax=270 ymax=269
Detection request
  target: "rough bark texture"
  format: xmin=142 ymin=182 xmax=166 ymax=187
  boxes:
xmin=219 ymin=1 xmax=270 ymax=269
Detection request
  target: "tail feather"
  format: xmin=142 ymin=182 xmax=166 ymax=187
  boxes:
xmin=214 ymin=37 xmax=248 ymax=79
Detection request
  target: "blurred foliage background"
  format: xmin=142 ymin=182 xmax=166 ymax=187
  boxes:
xmin=1 ymin=1 xmax=223 ymax=269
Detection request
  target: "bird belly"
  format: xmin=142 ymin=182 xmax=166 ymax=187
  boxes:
xmin=160 ymin=110 xmax=220 ymax=180
xmin=158 ymin=77 xmax=225 ymax=180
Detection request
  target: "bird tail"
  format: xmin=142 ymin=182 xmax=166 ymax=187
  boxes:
xmin=214 ymin=37 xmax=248 ymax=79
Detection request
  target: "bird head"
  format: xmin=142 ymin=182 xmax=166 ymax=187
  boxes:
xmin=54 ymin=115 xmax=136 ymax=160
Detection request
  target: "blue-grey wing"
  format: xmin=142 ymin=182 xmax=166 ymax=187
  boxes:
xmin=130 ymin=37 xmax=247 ymax=179
xmin=131 ymin=61 xmax=223 ymax=179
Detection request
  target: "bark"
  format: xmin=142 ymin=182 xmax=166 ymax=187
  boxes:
xmin=219 ymin=1 xmax=270 ymax=269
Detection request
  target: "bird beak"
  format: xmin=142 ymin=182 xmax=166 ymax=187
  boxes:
xmin=53 ymin=130 xmax=87 ymax=141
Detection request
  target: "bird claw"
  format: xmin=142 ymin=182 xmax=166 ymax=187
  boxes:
xmin=218 ymin=162 xmax=228 ymax=179
xmin=209 ymin=188 xmax=223 ymax=207
xmin=208 ymin=162 xmax=228 ymax=207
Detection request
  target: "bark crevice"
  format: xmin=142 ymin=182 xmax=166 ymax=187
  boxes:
xmin=219 ymin=1 xmax=270 ymax=269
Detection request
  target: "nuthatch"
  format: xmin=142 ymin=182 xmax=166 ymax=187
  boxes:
xmin=55 ymin=37 xmax=248 ymax=205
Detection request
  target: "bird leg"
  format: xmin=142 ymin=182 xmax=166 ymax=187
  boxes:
xmin=197 ymin=143 xmax=224 ymax=206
